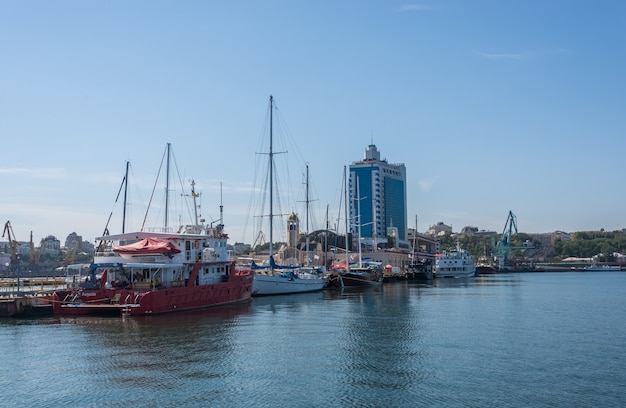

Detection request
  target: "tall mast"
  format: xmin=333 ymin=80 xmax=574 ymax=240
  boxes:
xmin=165 ymin=142 xmax=171 ymax=229
xmin=325 ymin=204 xmax=329 ymax=269
xmin=269 ymin=96 xmax=274 ymax=258
xmin=191 ymin=179 xmax=198 ymax=225
xmin=122 ymin=161 xmax=129 ymax=233
xmin=219 ymin=181 xmax=224 ymax=229
xmin=357 ymin=175 xmax=362 ymax=267
xmin=344 ymin=165 xmax=349 ymax=272
xmin=305 ymin=164 xmax=310 ymax=267
xmin=412 ymin=215 xmax=418 ymax=263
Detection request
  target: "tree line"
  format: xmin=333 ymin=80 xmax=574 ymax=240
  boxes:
xmin=438 ymin=230 xmax=626 ymax=262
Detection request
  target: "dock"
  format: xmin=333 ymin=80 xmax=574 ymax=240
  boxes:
xmin=0 ymin=292 xmax=55 ymax=317
xmin=0 ymin=277 xmax=66 ymax=317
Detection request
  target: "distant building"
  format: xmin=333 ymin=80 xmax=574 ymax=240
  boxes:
xmin=551 ymin=230 xmax=572 ymax=244
xmin=428 ymin=222 xmax=452 ymax=236
xmin=65 ymin=232 xmax=82 ymax=250
xmin=461 ymin=226 xmax=478 ymax=235
xmin=349 ymin=144 xmax=407 ymax=248
xmin=62 ymin=232 xmax=93 ymax=252
xmin=41 ymin=235 xmax=61 ymax=255
xmin=475 ymin=230 xmax=497 ymax=237
xmin=231 ymin=242 xmax=252 ymax=255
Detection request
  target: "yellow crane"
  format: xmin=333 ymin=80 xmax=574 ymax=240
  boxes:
xmin=29 ymin=231 xmax=40 ymax=265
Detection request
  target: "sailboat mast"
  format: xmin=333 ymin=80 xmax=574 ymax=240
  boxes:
xmin=122 ymin=161 xmax=129 ymax=234
xmin=344 ymin=165 xmax=350 ymax=272
xmin=165 ymin=142 xmax=171 ymax=229
xmin=269 ymin=96 xmax=274 ymax=257
xmin=357 ymin=175 xmax=362 ymax=267
xmin=412 ymin=215 xmax=418 ymax=262
xmin=305 ymin=164 xmax=310 ymax=267
xmin=325 ymin=204 xmax=329 ymax=268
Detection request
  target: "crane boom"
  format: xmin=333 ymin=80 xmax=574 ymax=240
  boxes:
xmin=492 ymin=211 xmax=518 ymax=270
xmin=491 ymin=211 xmax=534 ymax=270
xmin=2 ymin=221 xmax=18 ymax=266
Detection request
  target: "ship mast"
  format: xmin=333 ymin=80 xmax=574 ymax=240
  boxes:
xmin=269 ymin=95 xmax=274 ymax=258
xmin=165 ymin=142 xmax=171 ymax=229
xmin=356 ymin=175 xmax=362 ymax=267
xmin=344 ymin=165 xmax=349 ymax=272
xmin=122 ymin=161 xmax=129 ymax=233
xmin=305 ymin=164 xmax=310 ymax=267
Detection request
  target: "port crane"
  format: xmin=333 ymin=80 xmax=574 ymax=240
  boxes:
xmin=491 ymin=211 xmax=532 ymax=270
xmin=2 ymin=221 xmax=24 ymax=290
xmin=29 ymin=231 xmax=41 ymax=265
xmin=2 ymin=221 xmax=18 ymax=270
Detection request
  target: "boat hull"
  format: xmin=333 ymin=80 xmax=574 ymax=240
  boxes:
xmin=328 ymin=269 xmax=383 ymax=288
xmin=476 ymin=266 xmax=498 ymax=275
xmin=53 ymin=272 xmax=253 ymax=316
xmin=436 ymin=270 xmax=477 ymax=278
xmin=405 ymin=264 xmax=434 ymax=281
xmin=252 ymin=274 xmax=326 ymax=296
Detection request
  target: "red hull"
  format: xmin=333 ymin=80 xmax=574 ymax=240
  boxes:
xmin=53 ymin=272 xmax=253 ymax=316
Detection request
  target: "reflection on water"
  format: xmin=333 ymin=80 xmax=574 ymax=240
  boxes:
xmin=2 ymin=273 xmax=626 ymax=407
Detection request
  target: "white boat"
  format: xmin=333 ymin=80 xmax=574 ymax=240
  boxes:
xmin=435 ymin=242 xmax=476 ymax=278
xmin=250 ymin=96 xmax=326 ymax=296
xmin=583 ymin=264 xmax=621 ymax=271
xmin=252 ymin=257 xmax=327 ymax=295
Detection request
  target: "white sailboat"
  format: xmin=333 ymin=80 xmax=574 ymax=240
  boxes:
xmin=251 ymin=96 xmax=327 ymax=296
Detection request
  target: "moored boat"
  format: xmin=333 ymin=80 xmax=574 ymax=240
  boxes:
xmin=405 ymin=261 xmax=434 ymax=281
xmin=251 ymin=256 xmax=326 ymax=296
xmin=434 ymin=242 xmax=476 ymax=278
xmin=326 ymin=166 xmax=382 ymax=289
xmin=403 ymin=216 xmax=433 ymax=280
xmin=335 ymin=266 xmax=383 ymax=288
xmin=52 ymin=145 xmax=253 ymax=316
xmin=476 ymin=256 xmax=498 ymax=275
xmin=327 ymin=259 xmax=383 ymax=288
xmin=249 ymin=96 xmax=327 ymax=296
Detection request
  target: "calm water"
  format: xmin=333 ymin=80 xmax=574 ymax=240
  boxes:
xmin=2 ymin=272 xmax=625 ymax=407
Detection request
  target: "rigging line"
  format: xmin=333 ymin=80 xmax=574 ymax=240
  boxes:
xmin=127 ymin=163 xmax=148 ymax=231
xmin=170 ymin=146 xmax=197 ymax=226
xmin=334 ymin=168 xmax=345 ymax=250
xmin=101 ymin=163 xmax=128 ymax=236
xmin=272 ymin=102 xmax=307 ymax=177
xmin=242 ymin=148 xmax=264 ymax=243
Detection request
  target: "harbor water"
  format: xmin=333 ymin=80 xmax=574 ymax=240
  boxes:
xmin=2 ymin=272 xmax=625 ymax=407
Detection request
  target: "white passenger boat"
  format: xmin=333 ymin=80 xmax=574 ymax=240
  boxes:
xmin=435 ymin=242 xmax=476 ymax=278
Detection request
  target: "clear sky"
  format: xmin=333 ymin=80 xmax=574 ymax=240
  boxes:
xmin=1 ymin=1 xmax=625 ymax=246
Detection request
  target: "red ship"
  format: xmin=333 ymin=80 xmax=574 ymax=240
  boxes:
xmin=52 ymin=144 xmax=253 ymax=316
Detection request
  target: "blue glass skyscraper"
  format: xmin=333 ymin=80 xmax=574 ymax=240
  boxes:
xmin=349 ymin=144 xmax=407 ymax=249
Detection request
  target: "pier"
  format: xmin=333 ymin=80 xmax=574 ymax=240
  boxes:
xmin=0 ymin=277 xmax=66 ymax=317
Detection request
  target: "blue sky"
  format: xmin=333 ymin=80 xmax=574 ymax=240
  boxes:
xmin=1 ymin=1 xmax=625 ymax=246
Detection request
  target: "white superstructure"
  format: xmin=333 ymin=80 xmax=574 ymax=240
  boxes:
xmin=435 ymin=242 xmax=476 ymax=278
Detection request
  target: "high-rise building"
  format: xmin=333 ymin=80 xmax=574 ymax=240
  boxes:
xmin=349 ymin=144 xmax=407 ymax=249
